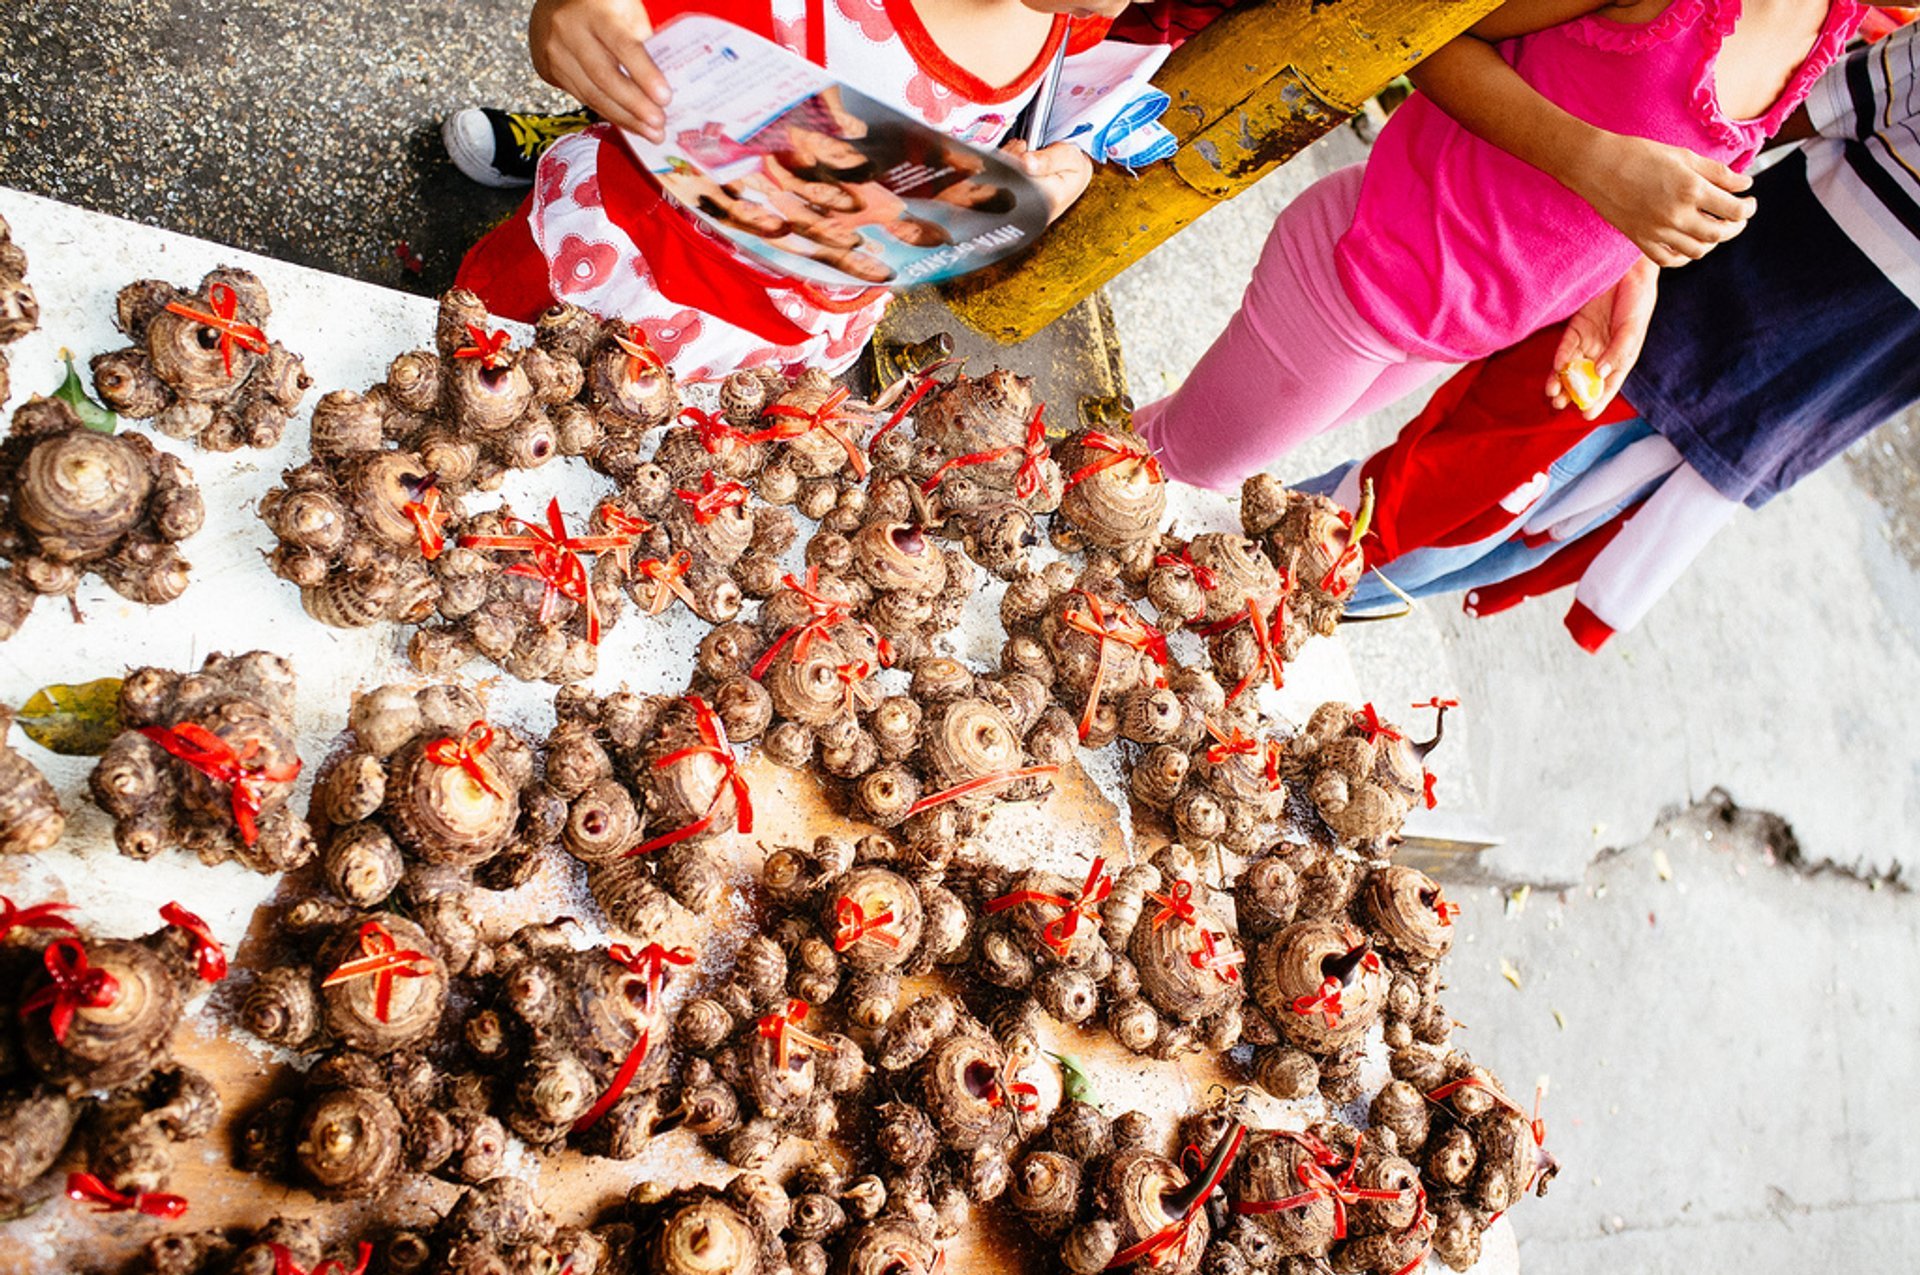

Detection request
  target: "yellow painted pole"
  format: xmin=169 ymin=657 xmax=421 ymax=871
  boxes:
xmin=940 ymin=0 xmax=1501 ymax=343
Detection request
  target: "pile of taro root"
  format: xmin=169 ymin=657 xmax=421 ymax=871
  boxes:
xmin=0 ymin=239 xmax=1553 ymax=1275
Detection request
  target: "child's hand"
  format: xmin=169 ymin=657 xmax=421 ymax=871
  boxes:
xmin=529 ymin=0 xmax=672 ymax=143
xmin=1003 ymin=140 xmax=1094 ymax=222
xmin=1573 ymin=133 xmax=1756 ymax=268
xmin=1545 ymin=256 xmax=1659 ymax=419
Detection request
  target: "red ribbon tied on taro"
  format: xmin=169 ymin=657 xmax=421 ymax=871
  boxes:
xmin=985 ymin=857 xmax=1112 ymax=957
xmin=613 ymin=324 xmax=665 ymax=383
xmin=757 ymin=997 xmax=834 ymax=1071
xmin=22 ymin=939 xmax=120 ymax=1044
xmin=454 ymin=323 xmax=512 ymax=368
xmin=573 ymin=942 xmax=695 ymax=1133
xmin=984 ymin=1063 xmax=1042 ymax=1115
xmin=626 ymin=696 xmax=752 ymax=856
xmin=1422 ymin=770 xmax=1439 ymax=811
xmin=675 ymin=471 xmax=751 ymax=525
xmin=638 ymin=550 xmax=698 ymax=616
xmin=1415 ymin=696 xmax=1460 ymax=712
xmin=403 ymin=481 xmax=450 ymax=561
xmin=919 ymin=404 xmax=1053 ymax=501
xmin=750 ymin=567 xmax=887 ymax=679
xmin=903 ymin=764 xmax=1059 ymax=821
xmin=834 ymin=660 xmax=874 ymax=718
xmin=1148 ymin=879 xmax=1199 ymax=930
xmin=271 ymin=1242 xmax=374 ymax=1275
xmin=160 ymin=902 xmax=227 ymax=982
xmin=320 ymin=921 xmax=434 ymax=1023
xmin=0 ymin=896 xmax=79 ymax=940
xmin=137 ymin=721 xmax=300 ymax=848
xmin=1426 ymin=1073 xmax=1554 ymax=1214
xmin=1427 ymin=887 xmax=1460 ymax=927
xmin=460 ymin=498 xmax=639 ymax=645
xmin=1061 ymin=590 xmax=1169 ymax=741
xmin=680 ymin=406 xmax=753 ymax=460
xmin=1105 ymin=1122 xmax=1246 ymax=1270
xmin=164 ymin=280 xmax=268 ymax=378
xmin=595 ymin=501 xmax=653 ymax=577
xmin=833 ymin=895 xmax=902 ymax=951
xmin=66 ymin=1172 xmax=188 ymax=1220
xmin=750 ymin=385 xmax=869 ymax=478
xmin=1202 ymin=721 xmax=1284 ymax=792
xmin=1189 ymin=928 xmax=1244 ymax=986
xmin=1230 ymin=1134 xmax=1405 ymax=1240
xmin=1063 ymin=430 xmax=1163 ymax=492
xmin=1291 ymin=975 xmax=1347 ymax=1029
xmin=1350 ymin=702 xmax=1402 ymax=747
xmin=424 ymin=720 xmax=504 ymax=799
xmin=1154 ymin=546 xmax=1218 ymax=592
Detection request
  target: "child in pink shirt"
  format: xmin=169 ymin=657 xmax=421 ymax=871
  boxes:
xmin=1135 ymin=0 xmax=1874 ymax=489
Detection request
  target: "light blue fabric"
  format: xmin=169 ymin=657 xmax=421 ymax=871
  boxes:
xmin=1294 ymin=418 xmax=1661 ymax=616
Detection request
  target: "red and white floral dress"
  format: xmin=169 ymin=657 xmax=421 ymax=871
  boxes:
xmin=457 ymin=0 xmax=1106 ymax=380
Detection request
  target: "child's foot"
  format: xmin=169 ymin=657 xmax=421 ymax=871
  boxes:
xmin=441 ymin=108 xmax=594 ymax=188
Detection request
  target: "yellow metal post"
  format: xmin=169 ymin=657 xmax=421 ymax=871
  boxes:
xmin=939 ymin=0 xmax=1501 ymax=344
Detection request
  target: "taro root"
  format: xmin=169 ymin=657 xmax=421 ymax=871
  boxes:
xmin=1225 ymin=1124 xmax=1426 ymax=1273
xmin=130 ymin=1218 xmax=377 ymax=1275
xmin=1057 ymin=1117 xmax=1246 ymax=1275
xmin=1125 ymin=710 xmax=1289 ymax=861
xmin=543 ymin=691 xmax=751 ymax=922
xmin=419 ymin=1175 xmax=621 ymax=1275
xmin=1288 ymin=700 xmax=1445 ymax=848
xmin=846 ymin=515 xmax=970 ymax=649
xmin=90 ymin=267 xmax=311 ymax=451
xmin=744 ymin=370 xmax=881 ymax=498
xmin=0 ymin=395 xmax=204 ymax=640
xmin=1144 ymin=532 xmax=1292 ymax=702
xmin=236 ymin=1047 xmax=506 ymax=1200
xmin=624 ymin=1177 xmax=791 ymax=1275
xmin=484 ymin=920 xmax=696 ymax=1157
xmin=89 ymin=650 xmax=311 ymax=873
xmin=1122 ymin=874 xmax=1245 ymax=1055
xmin=1248 ymin=918 xmax=1388 ymax=1092
xmin=0 ymin=214 xmax=38 ymax=408
xmin=584 ymin=464 xmax=790 ymax=626
xmin=238 ymin=910 xmax=448 ymax=1058
xmin=0 ymin=704 xmax=65 ymax=854
xmin=308 ymin=682 xmax=559 ymax=905
xmin=1362 ymin=865 xmax=1459 ymax=967
xmin=580 ymin=315 xmax=680 ymax=448
xmin=1053 ymin=428 xmax=1168 ymax=554
xmin=2 ymin=904 xmax=223 ymax=1215
xmin=1239 ymin=477 xmax=1372 ymax=658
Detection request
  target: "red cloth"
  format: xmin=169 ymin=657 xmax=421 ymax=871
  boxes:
xmin=1357 ymin=326 xmax=1639 ymax=563
xmin=1109 ymin=0 xmax=1241 ymax=46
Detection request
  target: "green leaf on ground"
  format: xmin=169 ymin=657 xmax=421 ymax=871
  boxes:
xmin=17 ymin=678 xmax=124 ymax=754
xmin=1048 ymin=1051 xmax=1099 ymax=1106
xmin=52 ymin=350 xmax=117 ymax=433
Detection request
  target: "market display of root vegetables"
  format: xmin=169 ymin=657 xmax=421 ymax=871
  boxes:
xmin=0 ymin=208 xmax=1550 ymax=1275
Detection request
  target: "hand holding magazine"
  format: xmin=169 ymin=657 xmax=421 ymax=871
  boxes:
xmin=624 ymin=15 xmax=1053 ymax=289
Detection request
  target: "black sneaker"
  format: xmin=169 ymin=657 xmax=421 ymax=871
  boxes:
xmin=442 ymin=108 xmax=595 ymax=188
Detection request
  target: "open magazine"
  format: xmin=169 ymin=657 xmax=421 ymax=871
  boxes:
xmin=623 ymin=15 xmax=1052 ymax=289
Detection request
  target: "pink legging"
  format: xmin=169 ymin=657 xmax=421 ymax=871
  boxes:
xmin=1135 ymin=163 xmax=1448 ymax=492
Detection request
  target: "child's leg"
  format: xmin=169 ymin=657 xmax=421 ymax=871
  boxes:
xmin=1133 ymin=164 xmax=1429 ymax=491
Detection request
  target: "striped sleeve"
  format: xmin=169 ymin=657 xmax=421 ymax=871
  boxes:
xmin=1808 ymin=22 xmax=1920 ymax=141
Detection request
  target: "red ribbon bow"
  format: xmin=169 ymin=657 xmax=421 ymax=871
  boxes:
xmin=903 ymin=764 xmax=1058 ymax=821
xmin=1061 ymin=590 xmax=1169 ymax=741
xmin=1105 ymin=1123 xmax=1246 ymax=1270
xmin=757 ymin=997 xmax=834 ymax=1071
xmin=1015 ymin=404 xmax=1051 ymax=501
xmin=834 ymin=660 xmax=874 ymax=718
xmin=833 ymin=895 xmax=902 ymax=951
xmin=595 ymin=502 xmax=653 ymax=576
xmin=1318 ymin=493 xmax=1374 ymax=597
xmin=1426 ymin=1075 xmax=1556 ymax=1203
xmin=1426 ymin=887 xmax=1460 ymax=926
xmin=454 ymin=323 xmax=512 ymax=369
xmin=678 ymin=406 xmax=754 ymax=460
xmin=1202 ymin=721 xmax=1284 ymax=791
xmin=869 ymin=359 xmax=958 ymax=445
xmin=22 ymin=939 xmax=120 ymax=1044
xmin=163 ymin=281 xmax=268 ymax=378
xmin=612 ymin=325 xmax=665 ymax=383
xmin=138 ymin=722 xmax=300 ymax=848
xmin=423 ymin=720 xmax=504 ymax=798
xmin=0 ymin=896 xmax=78 ymax=940
xmin=573 ymin=942 xmax=695 ymax=1133
xmin=984 ymin=857 xmax=1112 ymax=957
xmin=1063 ymin=430 xmax=1164 ymax=492
xmin=675 ymin=471 xmax=751 ymax=525
xmin=1415 ymin=696 xmax=1460 ymax=711
xmin=626 ymin=696 xmax=752 ymax=856
xmin=1189 ymin=928 xmax=1244 ymax=985
xmin=749 ymin=568 xmax=884 ymax=679
xmin=1291 ymin=975 xmax=1347 ymax=1029
xmin=1232 ymin=1135 xmax=1405 ymax=1240
xmin=271 ymin=1242 xmax=374 ymax=1275
xmin=320 ymin=921 xmax=434 ymax=1023
xmin=1154 ymin=547 xmax=1218 ymax=592
xmin=66 ymin=1172 xmax=188 ymax=1220
xmin=1422 ymin=770 xmax=1439 ymax=811
xmin=1351 ymin=703 xmax=1403 ymax=747
xmin=402 ymin=482 xmax=450 ymax=561
xmin=985 ymin=1065 xmax=1042 ymax=1115
xmin=750 ymin=385 xmax=869 ymax=478
xmin=160 ymin=901 xmax=227 ymax=982
xmin=637 ymin=550 xmax=698 ymax=616
xmin=1148 ymin=879 xmax=1200 ymax=930
xmin=460 ymin=498 xmax=638 ymax=646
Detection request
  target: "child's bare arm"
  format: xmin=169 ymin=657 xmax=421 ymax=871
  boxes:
xmin=1002 ymin=140 xmax=1093 ymax=224
xmin=1410 ymin=34 xmax=1756 ymax=267
xmin=530 ymin=0 xmax=672 ymax=142
xmin=1469 ymin=0 xmax=1613 ymax=41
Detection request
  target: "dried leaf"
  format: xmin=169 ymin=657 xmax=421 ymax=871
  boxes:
xmin=1504 ymin=884 xmax=1530 ymax=917
xmin=1552 ymin=1008 xmax=1567 ymax=1031
xmin=17 ymin=678 xmax=124 ymax=755
xmin=1652 ymin=848 xmax=1673 ymax=881
xmin=51 ymin=350 xmax=117 ymax=434
xmin=1500 ymin=958 xmax=1523 ymax=990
